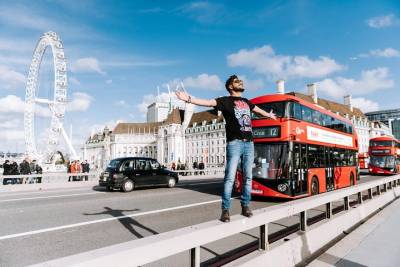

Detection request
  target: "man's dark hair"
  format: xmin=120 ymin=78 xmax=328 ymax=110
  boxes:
xmin=225 ymin=74 xmax=238 ymax=92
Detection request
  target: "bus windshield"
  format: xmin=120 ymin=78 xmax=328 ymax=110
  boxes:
xmin=252 ymin=101 xmax=287 ymax=119
xmin=370 ymin=141 xmax=393 ymax=147
xmin=253 ymin=143 xmax=290 ymax=179
xmin=370 ymin=155 xmax=395 ymax=168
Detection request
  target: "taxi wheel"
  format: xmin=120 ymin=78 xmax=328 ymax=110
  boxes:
xmin=167 ymin=177 xmax=177 ymax=188
xmin=311 ymin=177 xmax=319 ymax=195
xmin=122 ymin=179 xmax=134 ymax=192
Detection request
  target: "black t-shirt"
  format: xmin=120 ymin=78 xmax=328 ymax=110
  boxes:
xmin=214 ymin=96 xmax=255 ymax=142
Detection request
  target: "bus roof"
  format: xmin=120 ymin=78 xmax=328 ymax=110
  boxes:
xmin=251 ymin=93 xmax=354 ymax=124
xmin=370 ymin=136 xmax=399 ymax=142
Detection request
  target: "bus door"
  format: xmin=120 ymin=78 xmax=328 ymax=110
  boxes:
xmin=292 ymin=143 xmax=308 ymax=196
xmin=325 ymin=147 xmax=335 ymax=191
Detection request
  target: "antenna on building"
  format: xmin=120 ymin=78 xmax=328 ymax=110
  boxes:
xmin=167 ymin=84 xmax=172 ymax=113
xmin=157 ymin=86 xmax=160 ymax=102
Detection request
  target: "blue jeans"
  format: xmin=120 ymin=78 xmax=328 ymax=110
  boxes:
xmin=222 ymin=140 xmax=254 ymax=210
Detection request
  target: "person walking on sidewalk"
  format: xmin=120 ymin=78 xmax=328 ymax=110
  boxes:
xmin=176 ymin=74 xmax=276 ymax=222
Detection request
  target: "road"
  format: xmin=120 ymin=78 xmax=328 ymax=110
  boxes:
xmin=0 ymin=175 xmax=382 ymax=266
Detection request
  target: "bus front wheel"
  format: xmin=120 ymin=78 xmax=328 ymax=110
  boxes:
xmin=311 ymin=177 xmax=319 ymax=195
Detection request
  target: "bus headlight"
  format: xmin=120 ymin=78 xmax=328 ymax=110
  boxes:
xmin=277 ymin=183 xmax=288 ymax=192
xmin=390 ymin=169 xmax=394 ymax=172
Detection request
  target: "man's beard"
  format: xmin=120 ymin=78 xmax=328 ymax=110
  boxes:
xmin=233 ymin=88 xmax=245 ymax=92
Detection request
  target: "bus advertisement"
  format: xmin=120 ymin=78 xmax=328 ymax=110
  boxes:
xmin=235 ymin=94 xmax=359 ymax=199
xmin=368 ymin=136 xmax=400 ymax=175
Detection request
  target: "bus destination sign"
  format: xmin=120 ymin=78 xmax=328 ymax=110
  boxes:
xmin=253 ymin=126 xmax=280 ymax=138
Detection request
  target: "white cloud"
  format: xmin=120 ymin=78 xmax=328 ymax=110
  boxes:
xmin=0 ymin=64 xmax=25 ymax=90
xmin=114 ymin=100 xmax=130 ymax=108
xmin=369 ymin=48 xmax=400 ymax=58
xmin=238 ymin=75 xmax=265 ymax=91
xmin=0 ymin=129 xmax=24 ymax=141
xmin=67 ymin=92 xmax=93 ymax=112
xmin=0 ymin=95 xmax=51 ymax=117
xmin=137 ymin=92 xmax=184 ymax=116
xmin=352 ymin=97 xmax=379 ymax=113
xmin=367 ymin=14 xmax=398 ymax=28
xmin=69 ymin=77 xmax=81 ymax=85
xmin=0 ymin=5 xmax=54 ymax=31
xmin=183 ymin=73 xmax=223 ymax=90
xmin=166 ymin=74 xmax=223 ymax=91
xmin=317 ymin=67 xmax=394 ymax=99
xmin=179 ymin=2 xmax=224 ymax=23
xmin=227 ymin=45 xmax=344 ymax=80
xmin=106 ymin=79 xmax=113 ymax=84
xmin=71 ymin=57 xmax=106 ymax=75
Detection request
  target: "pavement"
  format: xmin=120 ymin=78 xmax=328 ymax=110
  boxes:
xmin=308 ymin=196 xmax=400 ymax=267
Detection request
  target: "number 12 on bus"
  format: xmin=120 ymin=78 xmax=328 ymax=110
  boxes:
xmin=235 ymin=93 xmax=359 ymax=199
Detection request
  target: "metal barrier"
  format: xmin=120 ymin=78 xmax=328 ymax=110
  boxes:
xmin=0 ymin=168 xmax=224 ymax=186
xmin=33 ymin=175 xmax=400 ymax=267
xmin=0 ymin=172 xmax=100 ymax=185
xmin=173 ymin=167 xmax=225 ymax=176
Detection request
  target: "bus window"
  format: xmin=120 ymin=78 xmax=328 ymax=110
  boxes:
xmin=308 ymin=145 xmax=325 ymax=168
xmin=290 ymin=102 xmax=302 ymax=120
xmin=311 ymin=110 xmax=322 ymax=125
xmin=252 ymin=101 xmax=286 ymax=119
xmin=302 ymin=105 xmax=312 ymax=123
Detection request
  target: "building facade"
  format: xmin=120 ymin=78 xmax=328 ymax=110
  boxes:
xmin=365 ymin=108 xmax=400 ymax=140
xmin=84 ymin=83 xmax=391 ymax=170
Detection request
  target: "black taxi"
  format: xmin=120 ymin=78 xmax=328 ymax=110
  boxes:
xmin=99 ymin=157 xmax=179 ymax=192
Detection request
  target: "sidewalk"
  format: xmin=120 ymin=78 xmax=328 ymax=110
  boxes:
xmin=308 ymin=197 xmax=400 ymax=267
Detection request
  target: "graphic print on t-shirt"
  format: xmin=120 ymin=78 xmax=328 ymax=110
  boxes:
xmin=234 ymin=100 xmax=252 ymax=132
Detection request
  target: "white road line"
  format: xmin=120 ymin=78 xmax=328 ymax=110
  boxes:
xmin=178 ymin=181 xmax=221 ymax=186
xmin=0 ymin=197 xmax=231 ymax=241
xmin=0 ymin=192 xmax=104 ymax=203
xmin=0 ymin=187 xmax=93 ymax=197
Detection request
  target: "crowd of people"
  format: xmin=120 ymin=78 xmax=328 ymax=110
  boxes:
xmin=2 ymin=158 xmax=43 ymax=185
xmin=66 ymin=160 xmax=90 ymax=181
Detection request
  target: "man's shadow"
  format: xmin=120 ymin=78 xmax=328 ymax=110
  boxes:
xmin=84 ymin=207 xmax=158 ymax=238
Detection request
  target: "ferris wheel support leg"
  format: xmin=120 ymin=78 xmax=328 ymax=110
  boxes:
xmin=61 ymin=126 xmax=78 ymax=159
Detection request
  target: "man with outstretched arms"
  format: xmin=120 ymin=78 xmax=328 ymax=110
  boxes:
xmin=176 ymin=75 xmax=276 ymax=222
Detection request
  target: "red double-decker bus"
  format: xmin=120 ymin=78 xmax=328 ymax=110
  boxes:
xmin=368 ymin=136 xmax=400 ymax=175
xmin=235 ymin=93 xmax=359 ymax=199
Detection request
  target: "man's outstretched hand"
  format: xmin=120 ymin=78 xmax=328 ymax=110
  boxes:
xmin=268 ymin=109 xmax=277 ymax=120
xmin=175 ymin=90 xmax=189 ymax=102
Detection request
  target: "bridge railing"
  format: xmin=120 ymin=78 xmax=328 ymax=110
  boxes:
xmin=0 ymin=172 xmax=100 ymax=185
xmin=0 ymin=168 xmax=225 ymax=186
xmin=34 ymin=175 xmax=400 ymax=267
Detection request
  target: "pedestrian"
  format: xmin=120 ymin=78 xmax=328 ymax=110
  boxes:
xmin=10 ymin=160 xmax=19 ymax=184
xmin=19 ymin=159 xmax=31 ymax=184
xmin=176 ymin=74 xmax=276 ymax=222
xmin=2 ymin=160 xmax=11 ymax=185
xmin=66 ymin=160 xmax=72 ymax=182
xmin=81 ymin=160 xmax=90 ymax=181
xmin=35 ymin=163 xmax=43 ymax=183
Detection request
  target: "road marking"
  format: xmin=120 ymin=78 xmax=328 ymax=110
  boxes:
xmin=178 ymin=181 xmax=221 ymax=186
xmin=0 ymin=187 xmax=93 ymax=197
xmin=0 ymin=192 xmax=104 ymax=203
xmin=0 ymin=197 xmax=233 ymax=241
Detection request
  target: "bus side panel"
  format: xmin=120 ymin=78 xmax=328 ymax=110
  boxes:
xmin=335 ymin=167 xmax=356 ymax=188
xmin=307 ymin=168 xmax=326 ymax=194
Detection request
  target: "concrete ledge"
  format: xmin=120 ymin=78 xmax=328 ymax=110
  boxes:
xmin=226 ymin=187 xmax=400 ymax=267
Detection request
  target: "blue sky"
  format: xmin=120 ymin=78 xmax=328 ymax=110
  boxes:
xmin=0 ymin=0 xmax=399 ymax=153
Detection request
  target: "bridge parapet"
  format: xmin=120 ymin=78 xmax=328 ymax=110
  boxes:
xmin=33 ymin=175 xmax=400 ymax=267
